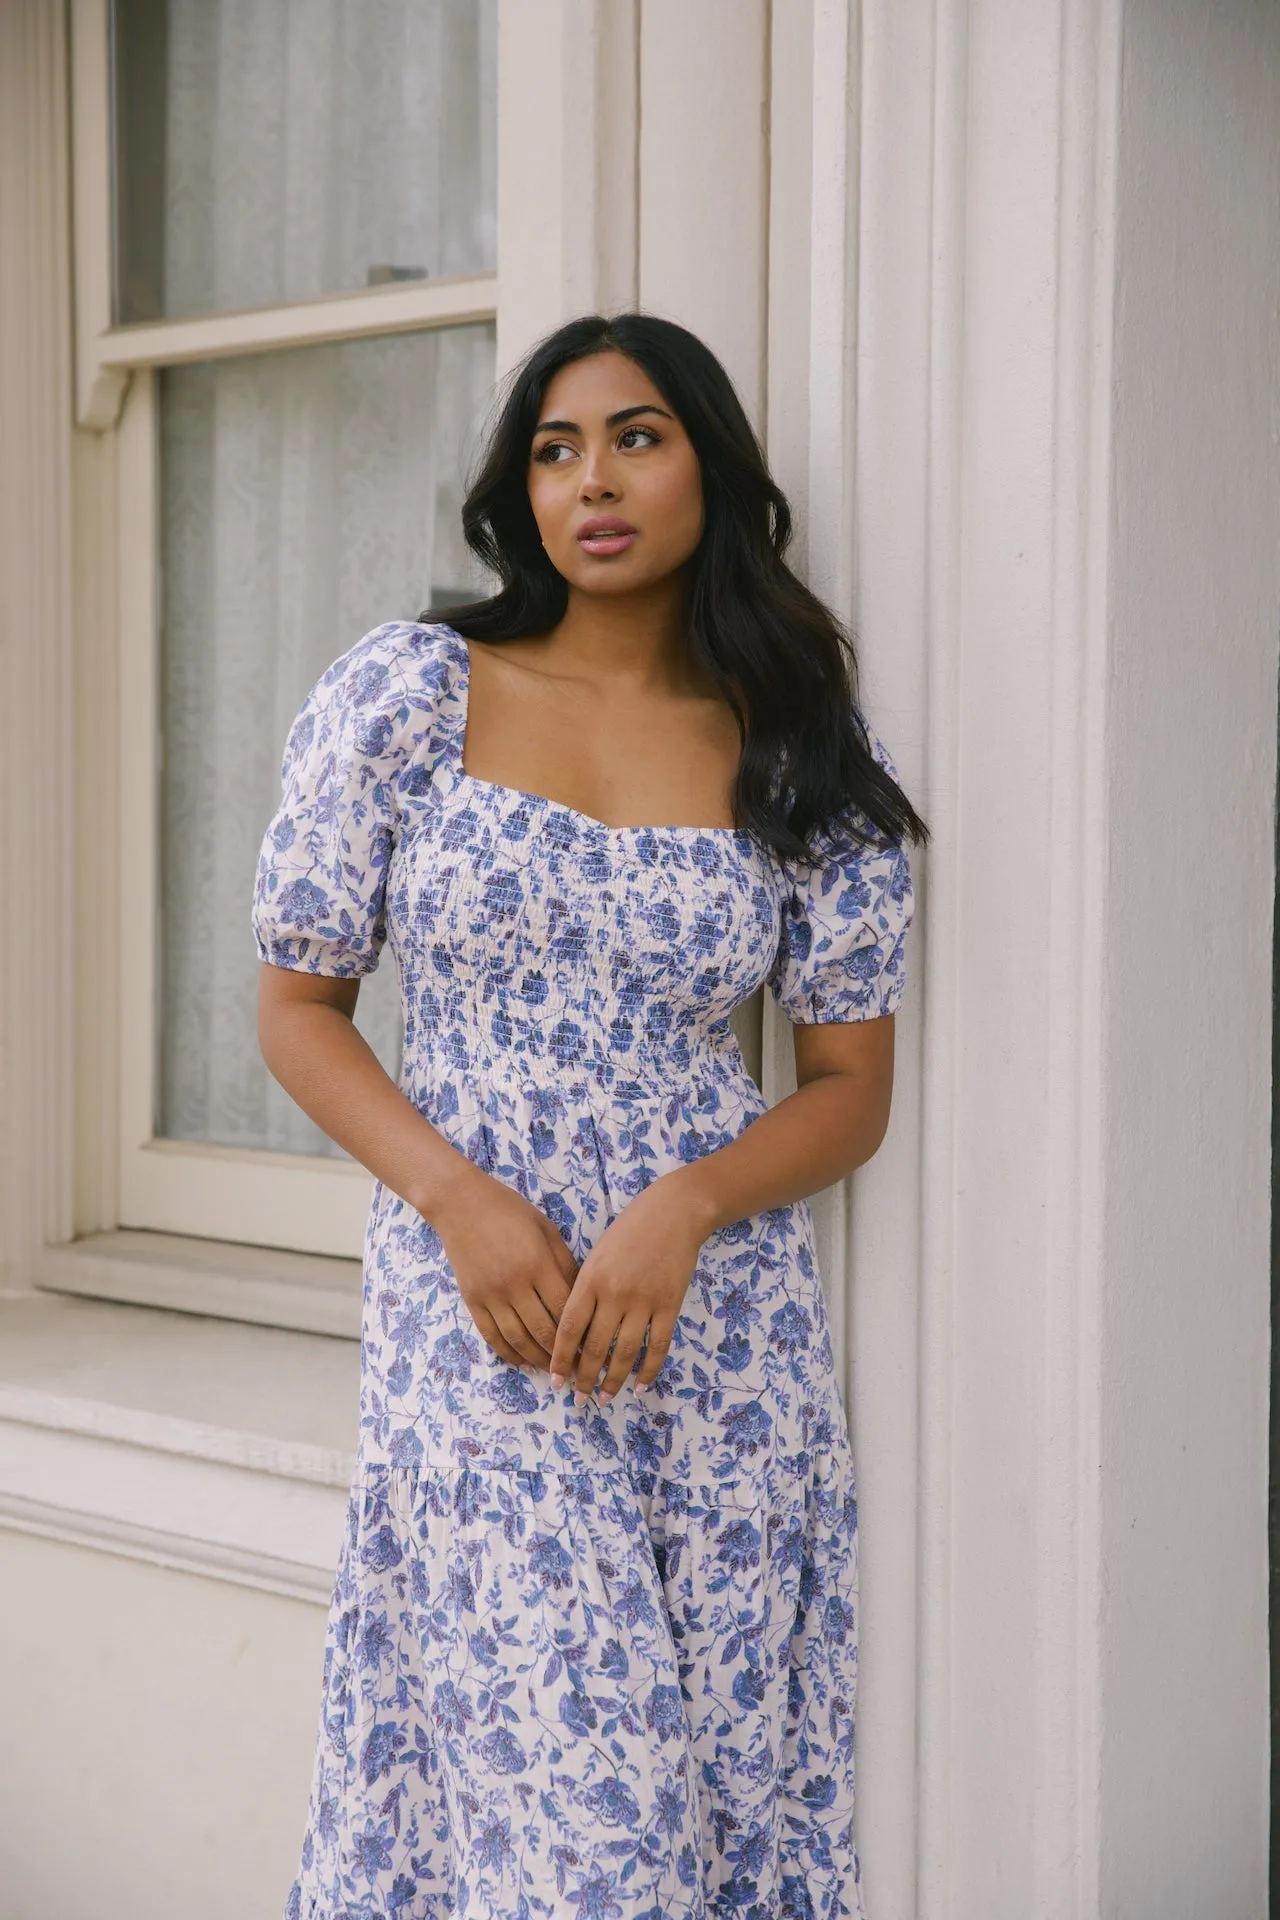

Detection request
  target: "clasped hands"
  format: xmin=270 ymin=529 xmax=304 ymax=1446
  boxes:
xmin=429 ymin=1163 xmax=714 ymax=1404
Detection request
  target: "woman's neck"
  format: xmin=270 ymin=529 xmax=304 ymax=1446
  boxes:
xmin=533 ymin=581 xmax=694 ymax=690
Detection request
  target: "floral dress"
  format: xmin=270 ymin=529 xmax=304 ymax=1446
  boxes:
xmin=251 ymin=621 xmax=913 ymax=1920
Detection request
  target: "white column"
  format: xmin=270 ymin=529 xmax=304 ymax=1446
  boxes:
xmin=637 ymin=0 xmax=770 ymax=430
xmin=0 ymin=0 xmax=75 ymax=1289
xmin=838 ymin=0 xmax=1277 ymax=1912
xmin=496 ymin=0 xmax=639 ymax=376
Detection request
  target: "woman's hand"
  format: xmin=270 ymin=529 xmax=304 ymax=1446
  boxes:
xmin=428 ymin=1165 xmax=579 ymax=1370
xmin=548 ymin=1171 xmax=714 ymax=1403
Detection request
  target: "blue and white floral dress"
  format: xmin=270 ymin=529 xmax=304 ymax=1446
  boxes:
xmin=251 ymin=621 xmax=913 ymax=1920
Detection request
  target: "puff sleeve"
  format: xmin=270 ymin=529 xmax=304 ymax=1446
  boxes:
xmin=767 ymin=717 xmax=915 ymax=1024
xmin=251 ymin=622 xmax=423 ymax=977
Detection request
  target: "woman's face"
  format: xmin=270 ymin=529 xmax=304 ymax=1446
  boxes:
xmin=526 ymin=350 xmax=704 ymax=598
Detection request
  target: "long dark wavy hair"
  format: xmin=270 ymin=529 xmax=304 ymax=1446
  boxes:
xmin=422 ymin=312 xmax=928 ymax=862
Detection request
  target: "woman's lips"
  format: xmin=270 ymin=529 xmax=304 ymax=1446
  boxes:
xmin=575 ymin=517 xmax=638 ymax=556
xmin=577 ymin=530 xmax=637 ymax=555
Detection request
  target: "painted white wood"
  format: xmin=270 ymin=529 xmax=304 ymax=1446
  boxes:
xmin=765 ymin=0 xmax=814 ymax=573
xmin=926 ymin=5 xmax=1104 ymax=1905
xmin=806 ymin=0 xmax=859 ymax=621
xmin=908 ymin=7 xmax=968 ymax=1905
xmin=836 ymin=9 xmax=940 ymax=1907
xmin=69 ymin=0 xmax=131 ymax=428
xmin=1027 ymin=5 xmax=1119 ymax=1907
xmin=0 ymin=0 xmax=76 ymax=1296
xmin=114 ymin=368 xmax=164 ymax=1231
xmin=96 ymin=273 xmax=498 ymax=382
xmin=119 ymin=1141 xmax=377 ymax=1261
xmin=637 ymin=0 xmax=770 ymax=427
xmin=72 ymin=424 xmax=124 ymax=1235
xmin=841 ymin=2 xmax=1275 ymax=1913
xmin=496 ymin=0 xmax=639 ymax=376
xmin=591 ymin=0 xmax=640 ymax=314
xmin=41 ymin=1229 xmax=362 ymax=1340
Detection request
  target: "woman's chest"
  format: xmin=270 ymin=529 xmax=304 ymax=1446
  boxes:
xmin=386 ymin=787 xmax=785 ymax=1021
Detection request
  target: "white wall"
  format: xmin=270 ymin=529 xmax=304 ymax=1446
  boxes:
xmin=1098 ymin=0 xmax=1278 ymax=1909
xmin=0 ymin=1533 xmax=326 ymax=1920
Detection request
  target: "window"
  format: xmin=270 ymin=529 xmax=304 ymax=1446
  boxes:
xmin=84 ymin=0 xmax=499 ymax=1260
xmin=110 ymin=0 xmax=496 ymax=323
xmin=154 ymin=326 xmax=494 ymax=1163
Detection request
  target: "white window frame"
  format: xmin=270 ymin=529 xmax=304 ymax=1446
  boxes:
xmin=65 ymin=0 xmax=641 ymax=1271
xmin=73 ymin=0 xmax=498 ymax=1257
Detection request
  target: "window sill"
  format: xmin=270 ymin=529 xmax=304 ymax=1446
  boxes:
xmin=0 ymin=1291 xmax=360 ymax=1603
xmin=38 ymin=1227 xmax=361 ymax=1339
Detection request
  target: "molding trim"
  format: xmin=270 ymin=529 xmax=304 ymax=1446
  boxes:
xmin=807 ymin=1 xmax=1125 ymax=1910
xmin=1032 ymin=2 xmax=1121 ymax=1907
xmin=0 ymin=1491 xmax=334 ymax=1605
xmin=0 ymin=1387 xmax=355 ymax=1489
xmin=39 ymin=1228 xmax=362 ymax=1339
xmin=0 ymin=0 xmax=76 ymax=1293
xmin=96 ymin=273 xmax=498 ymax=378
xmin=496 ymin=0 xmax=640 ymax=377
xmin=69 ymin=0 xmax=125 ymax=428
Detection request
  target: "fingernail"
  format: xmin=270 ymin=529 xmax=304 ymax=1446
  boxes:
xmin=634 ymin=1380 xmax=648 ymax=1395
xmin=573 ymin=1390 xmax=587 ymax=1408
xmin=550 ymin=1372 xmax=565 ymax=1389
xmin=598 ymin=1389 xmax=614 ymax=1407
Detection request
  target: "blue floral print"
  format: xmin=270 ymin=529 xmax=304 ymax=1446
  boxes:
xmin=251 ymin=622 xmax=913 ymax=1920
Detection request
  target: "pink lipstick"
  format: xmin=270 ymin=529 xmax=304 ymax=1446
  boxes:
xmin=576 ymin=515 xmax=638 ymax=556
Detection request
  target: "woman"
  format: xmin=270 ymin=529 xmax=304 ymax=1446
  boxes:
xmin=253 ymin=311 xmax=927 ymax=1920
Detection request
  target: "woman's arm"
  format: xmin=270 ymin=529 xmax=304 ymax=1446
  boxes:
xmin=677 ymin=1015 xmax=896 ymax=1228
xmin=257 ymin=964 xmax=578 ymax=1368
xmin=547 ymin=1014 xmax=896 ymax=1402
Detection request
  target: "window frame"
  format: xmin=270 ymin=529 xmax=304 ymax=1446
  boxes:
xmin=76 ymin=0 xmax=500 ymax=1259
xmin=63 ymin=0 xmax=652 ymax=1305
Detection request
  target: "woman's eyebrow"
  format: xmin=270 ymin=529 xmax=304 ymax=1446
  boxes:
xmin=531 ymin=403 xmax=675 ymax=434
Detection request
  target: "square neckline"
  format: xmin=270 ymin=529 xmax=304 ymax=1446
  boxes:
xmin=436 ymin=622 xmax=752 ymax=841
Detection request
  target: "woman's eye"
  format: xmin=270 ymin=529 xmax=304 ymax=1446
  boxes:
xmin=619 ymin=425 xmax=659 ymax=449
xmin=533 ymin=441 xmax=573 ymax=464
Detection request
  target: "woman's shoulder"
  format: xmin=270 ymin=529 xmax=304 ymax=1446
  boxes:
xmin=310 ymin=618 xmax=468 ymax=716
xmin=277 ymin=621 xmax=470 ymax=796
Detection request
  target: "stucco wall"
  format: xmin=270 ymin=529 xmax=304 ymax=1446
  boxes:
xmin=0 ymin=1533 xmax=325 ymax=1920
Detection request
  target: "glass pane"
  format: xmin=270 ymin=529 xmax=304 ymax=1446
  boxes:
xmin=156 ymin=322 xmax=495 ymax=1156
xmin=112 ymin=0 xmax=497 ymax=324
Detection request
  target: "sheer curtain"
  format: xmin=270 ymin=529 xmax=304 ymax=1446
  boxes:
xmin=150 ymin=1 xmax=497 ymax=1158
xmin=124 ymin=0 xmax=497 ymax=319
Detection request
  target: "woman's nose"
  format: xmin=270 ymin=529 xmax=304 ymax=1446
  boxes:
xmin=578 ymin=444 xmax=618 ymax=499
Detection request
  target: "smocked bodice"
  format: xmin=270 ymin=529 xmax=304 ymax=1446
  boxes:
xmin=391 ymin=775 xmax=781 ymax=1100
